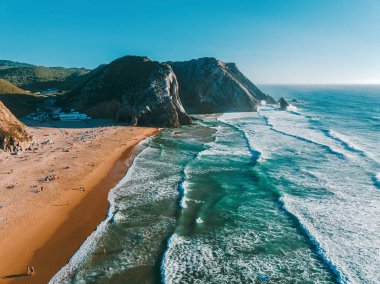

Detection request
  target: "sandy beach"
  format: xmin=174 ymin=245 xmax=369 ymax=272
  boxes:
xmin=0 ymin=119 xmax=158 ymax=283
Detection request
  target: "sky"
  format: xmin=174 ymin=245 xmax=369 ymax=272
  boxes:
xmin=0 ymin=0 xmax=379 ymax=84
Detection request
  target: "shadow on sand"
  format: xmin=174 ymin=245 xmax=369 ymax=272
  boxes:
xmin=0 ymin=273 xmax=30 ymax=279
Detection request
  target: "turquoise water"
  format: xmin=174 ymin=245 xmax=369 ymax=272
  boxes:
xmin=51 ymin=86 xmax=380 ymax=284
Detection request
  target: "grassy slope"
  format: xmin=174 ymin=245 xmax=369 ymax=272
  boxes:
xmin=0 ymin=79 xmax=45 ymax=118
xmin=0 ymin=66 xmax=91 ymax=92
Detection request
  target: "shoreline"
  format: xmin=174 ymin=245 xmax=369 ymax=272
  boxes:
xmin=0 ymin=122 xmax=158 ymax=283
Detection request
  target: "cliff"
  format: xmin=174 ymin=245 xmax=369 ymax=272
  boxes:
xmin=59 ymin=56 xmax=192 ymax=127
xmin=169 ymin=57 xmax=276 ymax=113
xmin=0 ymin=100 xmax=31 ymax=151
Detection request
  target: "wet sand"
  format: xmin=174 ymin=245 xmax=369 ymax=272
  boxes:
xmin=0 ymin=119 xmax=158 ymax=283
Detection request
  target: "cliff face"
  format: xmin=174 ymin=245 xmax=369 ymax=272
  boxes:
xmin=60 ymin=56 xmax=192 ymax=127
xmin=169 ymin=57 xmax=276 ymax=113
xmin=57 ymin=56 xmax=274 ymax=126
xmin=0 ymin=100 xmax=31 ymax=151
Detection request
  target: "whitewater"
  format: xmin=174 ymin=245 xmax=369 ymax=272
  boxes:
xmin=51 ymin=85 xmax=380 ymax=284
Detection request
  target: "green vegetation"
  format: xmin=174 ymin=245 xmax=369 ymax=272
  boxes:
xmin=0 ymin=64 xmax=91 ymax=92
xmin=0 ymin=79 xmax=45 ymax=117
xmin=0 ymin=60 xmax=34 ymax=68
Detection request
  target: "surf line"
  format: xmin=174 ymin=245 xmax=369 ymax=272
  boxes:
xmin=217 ymin=115 xmax=262 ymax=162
xmin=277 ymin=196 xmax=348 ymax=284
xmin=257 ymin=112 xmax=346 ymax=160
xmin=160 ymin=123 xmax=216 ymax=284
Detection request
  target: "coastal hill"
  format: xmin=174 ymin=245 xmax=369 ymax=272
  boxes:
xmin=0 ymin=78 xmax=28 ymax=94
xmin=0 ymin=56 xmax=276 ymax=126
xmin=169 ymin=57 xmax=276 ymax=113
xmin=0 ymin=100 xmax=31 ymax=151
xmin=0 ymin=61 xmax=91 ymax=92
xmin=0 ymin=60 xmax=34 ymax=68
xmin=58 ymin=55 xmax=275 ymax=126
xmin=0 ymin=79 xmax=45 ymax=117
xmin=59 ymin=56 xmax=192 ymax=127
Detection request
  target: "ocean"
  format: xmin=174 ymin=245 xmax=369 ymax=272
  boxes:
xmin=51 ymin=85 xmax=380 ymax=284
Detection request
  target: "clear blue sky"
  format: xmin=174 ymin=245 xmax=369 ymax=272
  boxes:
xmin=1 ymin=0 xmax=379 ymax=84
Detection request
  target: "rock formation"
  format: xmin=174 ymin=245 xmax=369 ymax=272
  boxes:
xmin=0 ymin=100 xmax=31 ymax=151
xmin=169 ymin=57 xmax=276 ymax=113
xmin=279 ymin=97 xmax=289 ymax=110
xmin=59 ymin=56 xmax=192 ymax=127
xmin=57 ymin=56 xmax=277 ymax=126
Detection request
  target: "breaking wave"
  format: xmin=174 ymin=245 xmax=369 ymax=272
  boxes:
xmin=278 ymin=196 xmax=347 ymax=283
xmin=324 ymin=130 xmax=365 ymax=154
xmin=286 ymin=104 xmax=301 ymax=114
xmin=258 ymin=112 xmax=346 ymax=159
xmin=218 ymin=114 xmax=262 ymax=161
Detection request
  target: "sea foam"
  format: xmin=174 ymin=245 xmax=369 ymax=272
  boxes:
xmin=278 ymin=196 xmax=347 ymax=283
xmin=257 ymin=107 xmax=348 ymax=159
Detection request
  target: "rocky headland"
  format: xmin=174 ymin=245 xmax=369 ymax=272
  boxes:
xmin=169 ymin=57 xmax=276 ymax=113
xmin=59 ymin=56 xmax=192 ymax=127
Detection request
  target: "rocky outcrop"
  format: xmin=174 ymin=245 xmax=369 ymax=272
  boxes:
xmin=60 ymin=56 xmax=192 ymax=127
xmin=0 ymin=100 xmax=31 ymax=151
xmin=279 ymin=97 xmax=289 ymax=110
xmin=57 ymin=56 xmax=276 ymax=126
xmin=169 ymin=57 xmax=276 ymax=113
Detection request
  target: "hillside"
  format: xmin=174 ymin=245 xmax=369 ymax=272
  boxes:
xmin=0 ymin=65 xmax=91 ymax=92
xmin=0 ymin=78 xmax=28 ymax=94
xmin=0 ymin=79 xmax=45 ymax=117
xmin=0 ymin=100 xmax=31 ymax=151
xmin=169 ymin=57 xmax=276 ymax=113
xmin=0 ymin=60 xmax=34 ymax=68
xmin=59 ymin=56 xmax=192 ymax=127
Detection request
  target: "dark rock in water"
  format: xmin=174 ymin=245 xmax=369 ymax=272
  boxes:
xmin=169 ymin=57 xmax=276 ymax=113
xmin=291 ymin=98 xmax=299 ymax=103
xmin=59 ymin=56 xmax=192 ymax=127
xmin=0 ymin=100 xmax=31 ymax=151
xmin=279 ymin=97 xmax=289 ymax=110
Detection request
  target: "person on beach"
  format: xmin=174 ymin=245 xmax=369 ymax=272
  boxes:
xmin=27 ymin=266 xmax=35 ymax=276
